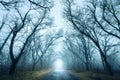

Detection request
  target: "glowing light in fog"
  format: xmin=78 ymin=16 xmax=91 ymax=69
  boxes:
xmin=54 ymin=59 xmax=64 ymax=72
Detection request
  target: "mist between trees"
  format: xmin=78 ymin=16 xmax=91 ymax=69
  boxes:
xmin=0 ymin=0 xmax=120 ymax=76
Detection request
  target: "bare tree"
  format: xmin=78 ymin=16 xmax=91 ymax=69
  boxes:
xmin=21 ymin=29 xmax=63 ymax=70
xmin=65 ymin=31 xmax=94 ymax=71
xmin=34 ymin=30 xmax=62 ymax=69
xmin=0 ymin=15 xmax=13 ymax=55
xmin=63 ymin=0 xmax=114 ymax=75
xmin=87 ymin=0 xmax=120 ymax=39
xmin=0 ymin=0 xmax=52 ymax=74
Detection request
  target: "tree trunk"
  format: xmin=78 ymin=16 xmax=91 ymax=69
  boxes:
xmin=98 ymin=46 xmax=113 ymax=76
xmin=9 ymin=60 xmax=17 ymax=75
xmin=103 ymin=55 xmax=113 ymax=76
xmin=85 ymin=61 xmax=89 ymax=71
xmin=0 ymin=30 xmax=12 ymax=53
xmin=32 ymin=62 xmax=37 ymax=71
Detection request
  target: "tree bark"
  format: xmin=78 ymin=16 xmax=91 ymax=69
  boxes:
xmin=96 ymin=43 xmax=113 ymax=76
xmin=9 ymin=60 xmax=18 ymax=74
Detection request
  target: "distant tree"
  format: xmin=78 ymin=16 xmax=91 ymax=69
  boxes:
xmin=0 ymin=14 xmax=13 ymax=55
xmin=17 ymin=28 xmax=63 ymax=71
xmin=30 ymin=31 xmax=62 ymax=70
xmin=64 ymin=31 xmax=94 ymax=71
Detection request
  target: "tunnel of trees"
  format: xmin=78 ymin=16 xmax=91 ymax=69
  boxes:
xmin=0 ymin=0 xmax=120 ymax=76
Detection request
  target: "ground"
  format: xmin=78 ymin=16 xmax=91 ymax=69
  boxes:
xmin=70 ymin=71 xmax=120 ymax=80
xmin=0 ymin=69 xmax=120 ymax=80
xmin=0 ymin=70 xmax=51 ymax=80
xmin=43 ymin=70 xmax=80 ymax=80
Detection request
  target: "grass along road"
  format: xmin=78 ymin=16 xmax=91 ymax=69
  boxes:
xmin=0 ymin=70 xmax=51 ymax=80
xmin=1 ymin=69 xmax=120 ymax=80
xmin=70 ymin=71 xmax=120 ymax=80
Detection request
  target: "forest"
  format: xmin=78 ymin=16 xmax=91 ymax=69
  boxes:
xmin=0 ymin=0 xmax=120 ymax=80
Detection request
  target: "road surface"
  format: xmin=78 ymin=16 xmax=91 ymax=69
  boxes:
xmin=42 ymin=70 xmax=80 ymax=80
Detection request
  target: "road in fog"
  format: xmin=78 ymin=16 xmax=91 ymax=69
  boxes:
xmin=42 ymin=70 xmax=80 ymax=80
